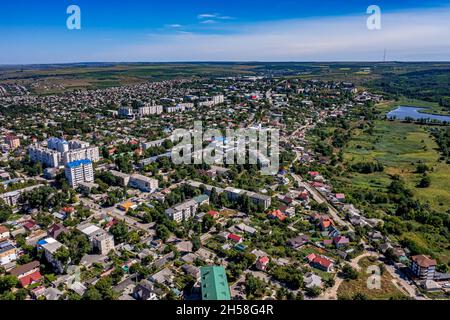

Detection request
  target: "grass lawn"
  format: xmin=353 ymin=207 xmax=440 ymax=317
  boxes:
xmin=337 ymin=257 xmax=407 ymax=300
xmin=342 ymin=120 xmax=450 ymax=212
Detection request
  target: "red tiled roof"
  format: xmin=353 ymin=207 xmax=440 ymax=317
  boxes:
xmin=259 ymin=256 xmax=269 ymax=264
xmin=412 ymin=255 xmax=437 ymax=268
xmin=312 ymin=256 xmax=333 ymax=268
xmin=19 ymin=270 xmax=42 ymax=287
xmin=207 ymin=210 xmax=219 ymax=218
xmin=268 ymin=210 xmax=287 ymax=221
xmin=333 ymin=236 xmax=349 ymax=245
xmin=228 ymin=233 xmax=242 ymax=242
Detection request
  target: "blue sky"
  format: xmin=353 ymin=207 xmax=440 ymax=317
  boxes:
xmin=1 ymin=0 xmax=450 ymax=63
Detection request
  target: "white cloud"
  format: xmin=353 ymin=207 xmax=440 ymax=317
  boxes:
xmin=99 ymin=7 xmax=450 ymax=62
xmin=200 ymin=20 xmax=217 ymax=24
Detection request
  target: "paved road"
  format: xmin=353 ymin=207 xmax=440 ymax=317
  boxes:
xmin=291 ymin=173 xmax=351 ymax=229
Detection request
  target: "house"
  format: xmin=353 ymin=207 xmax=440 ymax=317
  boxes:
xmin=118 ymin=201 xmax=137 ymax=212
xmin=207 ymin=210 xmax=220 ymax=220
xmin=22 ymin=219 xmax=39 ymax=232
xmin=47 ymin=223 xmax=68 ymax=239
xmin=0 ymin=241 xmax=17 ymax=266
xmin=303 ymin=272 xmax=323 ymax=289
xmin=235 ymin=223 xmax=257 ymax=235
xmin=298 ymin=190 xmax=309 ymax=201
xmin=256 ymin=256 xmax=270 ymax=271
xmin=0 ymin=225 xmax=10 ymax=242
xmin=200 ymin=266 xmax=231 ymax=301
xmin=268 ymin=209 xmax=286 ymax=221
xmin=334 ymin=193 xmax=346 ymax=203
xmin=133 ymin=279 xmax=159 ymax=300
xmin=318 ymin=217 xmax=334 ymax=231
xmin=150 ymin=267 xmax=174 ymax=285
xmin=306 ymin=253 xmax=334 ymax=272
xmin=411 ymin=255 xmax=437 ymax=280
xmin=175 ymin=241 xmax=193 ymax=253
xmin=181 ymin=264 xmax=200 ymax=281
xmin=227 ymin=233 xmax=243 ymax=244
xmin=287 ymin=234 xmax=309 ymax=249
xmin=333 ymin=236 xmax=350 ymax=248
xmin=9 ymin=261 xmax=42 ymax=287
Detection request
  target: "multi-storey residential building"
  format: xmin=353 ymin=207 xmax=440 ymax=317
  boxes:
xmin=62 ymin=146 xmax=100 ymax=164
xmin=64 ymin=159 xmax=94 ymax=188
xmin=0 ymin=241 xmax=17 ymax=266
xmin=411 ymin=255 xmax=437 ymax=280
xmin=200 ymin=266 xmax=231 ymax=300
xmin=138 ymin=104 xmax=163 ymax=116
xmin=4 ymin=135 xmax=20 ymax=149
xmin=129 ymin=174 xmax=159 ymax=192
xmin=118 ymin=106 xmax=134 ymax=119
xmin=110 ymin=170 xmax=131 ymax=186
xmin=213 ymin=95 xmax=225 ymax=105
xmin=38 ymin=237 xmax=66 ymax=274
xmin=165 ymin=199 xmax=198 ymax=222
xmin=77 ymin=223 xmax=115 ymax=256
xmin=47 ymin=137 xmax=69 ymax=153
xmin=0 ymin=225 xmax=10 ymax=242
xmin=0 ymin=184 xmax=43 ymax=207
xmin=68 ymin=140 xmax=90 ymax=150
xmin=28 ymin=145 xmax=61 ymax=168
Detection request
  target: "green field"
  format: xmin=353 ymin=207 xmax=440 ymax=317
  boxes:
xmin=342 ymin=120 xmax=450 ymax=212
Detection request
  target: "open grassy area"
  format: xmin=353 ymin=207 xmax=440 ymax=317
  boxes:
xmin=342 ymin=120 xmax=450 ymax=212
xmin=337 ymin=257 xmax=407 ymax=300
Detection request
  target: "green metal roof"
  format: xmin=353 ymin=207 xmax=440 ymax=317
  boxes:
xmin=200 ymin=266 xmax=231 ymax=301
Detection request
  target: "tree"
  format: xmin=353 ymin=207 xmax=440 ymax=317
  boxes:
xmin=417 ymin=175 xmax=431 ymax=188
xmin=192 ymin=236 xmax=201 ymax=252
xmin=202 ymin=215 xmax=215 ymax=232
xmin=341 ymin=264 xmax=358 ymax=280
xmin=53 ymin=246 xmax=71 ymax=267
xmin=0 ymin=200 xmax=12 ymax=223
xmin=110 ymin=220 xmax=129 ymax=244
xmin=0 ymin=275 xmax=18 ymax=293
xmin=156 ymin=224 xmax=170 ymax=242
xmin=305 ymin=286 xmax=322 ymax=297
xmin=83 ymin=286 xmax=103 ymax=300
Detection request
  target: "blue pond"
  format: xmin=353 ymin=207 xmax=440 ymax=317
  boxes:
xmin=387 ymin=106 xmax=450 ymax=122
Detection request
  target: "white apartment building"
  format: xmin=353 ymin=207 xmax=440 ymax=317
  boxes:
xmin=69 ymin=140 xmax=90 ymax=150
xmin=213 ymin=95 xmax=225 ymax=105
xmin=28 ymin=145 xmax=61 ymax=168
xmin=77 ymin=223 xmax=115 ymax=256
xmin=129 ymin=174 xmax=159 ymax=193
xmin=165 ymin=199 xmax=198 ymax=222
xmin=64 ymin=159 xmax=94 ymax=188
xmin=139 ymin=104 xmax=163 ymax=116
xmin=47 ymin=137 xmax=69 ymax=153
xmin=62 ymin=146 xmax=100 ymax=164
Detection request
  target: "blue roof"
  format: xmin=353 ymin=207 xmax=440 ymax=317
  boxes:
xmin=66 ymin=159 xmax=92 ymax=168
